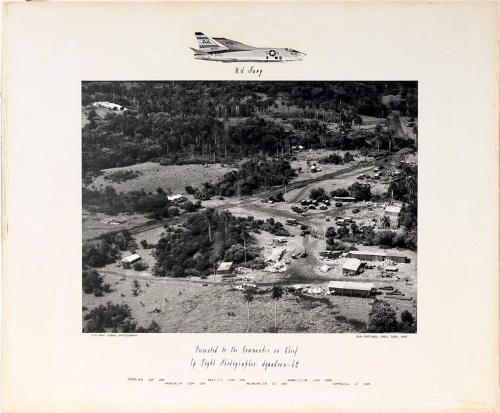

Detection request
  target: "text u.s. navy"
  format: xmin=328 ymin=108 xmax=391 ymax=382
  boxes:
xmin=235 ymin=65 xmax=263 ymax=77
xmin=191 ymin=32 xmax=305 ymax=63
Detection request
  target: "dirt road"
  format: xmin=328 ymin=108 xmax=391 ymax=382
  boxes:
xmin=86 ymin=159 xmax=376 ymax=241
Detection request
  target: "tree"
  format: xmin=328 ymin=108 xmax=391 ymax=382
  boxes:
xmin=352 ymin=115 xmax=362 ymax=129
xmin=401 ymin=310 xmax=414 ymax=325
xmin=331 ymin=188 xmax=350 ymax=198
xmin=399 ymin=310 xmax=416 ymax=333
xmin=83 ymin=302 xmax=137 ymax=333
xmin=82 ymin=269 xmax=110 ymax=296
xmin=337 ymin=225 xmax=349 ymax=239
xmin=132 ymin=280 xmax=141 ymax=296
xmin=87 ymin=110 xmax=98 ymax=120
xmin=180 ymin=200 xmax=196 ymax=212
xmin=325 ymin=227 xmax=337 ymax=249
xmin=224 ymin=244 xmax=246 ymax=263
xmin=133 ymin=261 xmax=148 ymax=271
xmin=136 ymin=320 xmax=161 ymax=333
xmin=343 ymin=152 xmax=354 ymax=163
xmin=367 ymin=300 xmax=399 ymax=333
xmin=380 ymin=215 xmax=391 ymax=229
xmin=271 ymin=285 xmax=284 ymax=332
xmin=185 ymin=185 xmax=197 ymax=195
xmin=243 ymin=288 xmax=255 ymax=332
xmin=348 ymin=182 xmax=371 ymax=201
xmin=310 ymin=187 xmax=328 ymax=201
xmin=168 ymin=206 xmax=180 ymax=217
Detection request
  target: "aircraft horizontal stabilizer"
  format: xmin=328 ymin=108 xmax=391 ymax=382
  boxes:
xmin=190 ymin=47 xmax=206 ymax=55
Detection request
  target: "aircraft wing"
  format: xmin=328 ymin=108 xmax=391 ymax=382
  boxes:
xmin=212 ymin=37 xmax=257 ymax=51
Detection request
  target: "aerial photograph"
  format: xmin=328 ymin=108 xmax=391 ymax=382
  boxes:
xmin=82 ymin=81 xmax=418 ymax=334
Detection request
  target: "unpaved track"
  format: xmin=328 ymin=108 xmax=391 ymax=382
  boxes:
xmin=87 ymin=159 xmax=376 ymax=241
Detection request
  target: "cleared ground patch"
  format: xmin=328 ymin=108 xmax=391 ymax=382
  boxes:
xmin=88 ymin=162 xmax=233 ymax=195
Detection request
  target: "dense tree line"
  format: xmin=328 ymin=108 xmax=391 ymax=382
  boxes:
xmin=154 ymin=210 xmax=289 ymax=277
xmin=82 ymin=81 xmax=417 ymax=173
xmin=201 ymin=157 xmax=296 ymax=197
xmin=391 ymin=162 xmax=417 ymax=247
xmin=83 ymin=186 xmax=202 ymax=218
xmin=83 ymin=186 xmax=171 ymax=216
xmin=82 ymin=81 xmax=417 ymax=119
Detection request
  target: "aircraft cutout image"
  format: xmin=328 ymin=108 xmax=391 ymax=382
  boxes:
xmin=190 ymin=32 xmax=306 ymax=62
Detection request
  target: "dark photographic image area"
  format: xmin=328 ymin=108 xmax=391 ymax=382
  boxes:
xmin=81 ymin=81 xmax=417 ymax=334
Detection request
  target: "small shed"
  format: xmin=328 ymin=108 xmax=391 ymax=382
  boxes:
xmin=342 ymin=258 xmax=363 ymax=276
xmin=167 ymin=194 xmax=187 ymax=202
xmin=349 ymin=250 xmax=409 ymax=264
xmin=217 ymin=261 xmax=234 ymax=275
xmin=349 ymin=250 xmax=387 ymax=262
xmin=328 ymin=281 xmax=375 ymax=298
xmin=332 ymin=196 xmax=357 ymax=202
xmin=121 ymin=253 xmax=141 ymax=264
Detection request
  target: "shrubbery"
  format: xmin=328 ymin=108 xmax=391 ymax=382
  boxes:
xmin=319 ymin=152 xmax=354 ymax=165
xmin=348 ymin=182 xmax=371 ymax=201
xmin=310 ymin=187 xmax=328 ymax=201
xmin=367 ymin=299 xmax=400 ymax=333
xmin=199 ymin=157 xmax=296 ymax=197
xmin=83 ymin=186 xmax=172 ymax=217
xmin=82 ymin=241 xmax=119 ymax=268
xmin=83 ymin=302 xmax=162 ymax=333
xmin=82 ymin=269 xmax=111 ymax=296
xmin=330 ymin=183 xmax=371 ymax=201
xmin=367 ymin=300 xmax=417 ymax=333
xmin=330 ymin=188 xmax=350 ymax=197
xmin=133 ymin=261 xmax=148 ymax=271
xmin=104 ymin=170 xmax=142 ymax=183
xmin=82 ymin=230 xmax=134 ymax=268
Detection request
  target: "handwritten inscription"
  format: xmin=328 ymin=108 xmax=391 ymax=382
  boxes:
xmin=191 ymin=344 xmax=300 ymax=371
xmin=234 ymin=66 xmax=263 ymax=77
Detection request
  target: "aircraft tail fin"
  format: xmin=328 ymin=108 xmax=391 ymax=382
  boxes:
xmin=195 ymin=32 xmax=227 ymax=51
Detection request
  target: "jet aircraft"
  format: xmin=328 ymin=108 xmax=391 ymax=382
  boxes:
xmin=190 ymin=32 xmax=305 ymax=62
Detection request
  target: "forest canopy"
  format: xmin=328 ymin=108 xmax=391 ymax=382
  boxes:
xmin=82 ymin=81 xmax=417 ymax=173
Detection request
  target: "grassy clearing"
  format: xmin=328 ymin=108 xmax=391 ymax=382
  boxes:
xmin=87 ymin=162 xmax=232 ymax=195
xmin=82 ymin=274 xmax=372 ymax=333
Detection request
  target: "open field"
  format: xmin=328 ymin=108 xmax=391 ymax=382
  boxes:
xmin=83 ymin=249 xmax=416 ymax=334
xmin=87 ymin=162 xmax=233 ymax=195
xmin=83 ymin=274 xmax=369 ymax=333
xmin=82 ymin=211 xmax=153 ymax=241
